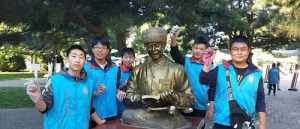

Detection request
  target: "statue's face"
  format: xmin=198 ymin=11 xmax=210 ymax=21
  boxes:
xmin=145 ymin=42 xmax=164 ymax=61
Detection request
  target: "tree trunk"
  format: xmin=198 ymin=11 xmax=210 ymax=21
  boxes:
xmin=72 ymin=10 xmax=107 ymax=36
xmin=116 ymin=31 xmax=128 ymax=52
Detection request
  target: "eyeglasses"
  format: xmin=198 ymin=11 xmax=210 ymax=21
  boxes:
xmin=230 ymin=47 xmax=249 ymax=53
xmin=93 ymin=46 xmax=107 ymax=51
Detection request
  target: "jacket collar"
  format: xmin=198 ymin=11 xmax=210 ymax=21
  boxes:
xmin=89 ymin=58 xmax=114 ymax=71
xmin=119 ymin=63 xmax=132 ymax=72
xmin=224 ymin=60 xmax=260 ymax=75
xmin=60 ymin=69 xmax=87 ymax=81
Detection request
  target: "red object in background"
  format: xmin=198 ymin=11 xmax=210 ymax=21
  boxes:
xmin=191 ymin=55 xmax=202 ymax=63
xmin=201 ymin=48 xmax=215 ymax=65
xmin=98 ymin=85 xmax=105 ymax=92
xmin=223 ymin=60 xmax=231 ymax=69
xmin=120 ymin=63 xmax=131 ymax=72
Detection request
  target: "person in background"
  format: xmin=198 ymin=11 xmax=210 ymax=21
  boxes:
xmin=116 ymin=47 xmax=136 ymax=118
xmin=276 ymin=62 xmax=281 ymax=90
xmin=267 ymin=63 xmax=279 ymax=96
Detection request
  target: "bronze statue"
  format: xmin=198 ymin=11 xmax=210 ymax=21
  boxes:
xmin=122 ymin=27 xmax=194 ymax=129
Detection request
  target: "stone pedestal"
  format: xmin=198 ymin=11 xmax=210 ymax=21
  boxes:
xmin=122 ymin=109 xmax=192 ymax=129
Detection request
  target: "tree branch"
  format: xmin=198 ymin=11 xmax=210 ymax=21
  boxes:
xmin=64 ymin=0 xmax=106 ymax=36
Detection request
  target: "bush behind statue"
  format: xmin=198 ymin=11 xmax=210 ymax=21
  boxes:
xmin=0 ymin=52 xmax=26 ymax=72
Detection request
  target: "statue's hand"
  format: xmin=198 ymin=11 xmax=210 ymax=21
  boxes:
xmin=124 ymin=94 xmax=144 ymax=108
xmin=159 ymin=90 xmax=177 ymax=105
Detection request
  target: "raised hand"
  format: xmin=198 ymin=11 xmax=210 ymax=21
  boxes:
xmin=25 ymin=81 xmax=41 ymax=103
xmin=170 ymin=25 xmax=180 ymax=47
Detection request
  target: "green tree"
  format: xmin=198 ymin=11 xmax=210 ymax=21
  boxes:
xmin=0 ymin=0 xmax=298 ymax=53
xmin=0 ymin=45 xmax=26 ymax=72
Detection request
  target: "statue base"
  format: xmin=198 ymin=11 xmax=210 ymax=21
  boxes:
xmin=122 ymin=109 xmax=192 ymax=129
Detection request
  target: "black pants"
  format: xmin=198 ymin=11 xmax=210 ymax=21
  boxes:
xmin=268 ymin=84 xmax=276 ymax=95
xmin=213 ymin=124 xmax=232 ymax=129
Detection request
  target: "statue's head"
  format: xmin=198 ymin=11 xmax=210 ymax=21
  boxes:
xmin=142 ymin=27 xmax=167 ymax=61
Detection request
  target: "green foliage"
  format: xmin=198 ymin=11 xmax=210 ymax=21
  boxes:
xmin=257 ymin=60 xmax=269 ymax=67
xmin=0 ymin=0 xmax=299 ymax=53
xmin=256 ymin=0 xmax=300 ymax=42
xmin=131 ymin=27 xmax=147 ymax=54
xmin=0 ymin=46 xmax=26 ymax=72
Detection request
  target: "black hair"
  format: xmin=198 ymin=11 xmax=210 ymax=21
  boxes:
xmin=66 ymin=45 xmax=87 ymax=58
xmin=272 ymin=63 xmax=276 ymax=68
xmin=276 ymin=62 xmax=281 ymax=67
xmin=230 ymin=35 xmax=250 ymax=49
xmin=120 ymin=47 xmax=135 ymax=57
xmin=194 ymin=35 xmax=209 ymax=47
xmin=90 ymin=36 xmax=111 ymax=49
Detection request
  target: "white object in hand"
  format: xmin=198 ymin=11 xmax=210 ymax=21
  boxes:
xmin=170 ymin=25 xmax=179 ymax=35
xmin=25 ymin=80 xmax=41 ymax=103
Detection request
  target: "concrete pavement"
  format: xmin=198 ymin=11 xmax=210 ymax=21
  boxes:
xmin=0 ymin=108 xmax=42 ymax=129
xmin=0 ymin=79 xmax=47 ymax=87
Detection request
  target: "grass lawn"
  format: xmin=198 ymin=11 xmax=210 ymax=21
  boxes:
xmin=0 ymin=72 xmax=46 ymax=80
xmin=0 ymin=87 xmax=34 ymax=108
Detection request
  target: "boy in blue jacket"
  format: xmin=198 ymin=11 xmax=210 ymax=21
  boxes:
xmin=170 ymin=34 xmax=214 ymax=119
xmin=116 ymin=47 xmax=135 ymax=117
xmin=26 ymin=45 xmax=94 ymax=129
xmin=200 ymin=36 xmax=266 ymax=129
xmin=84 ymin=37 xmax=119 ymax=126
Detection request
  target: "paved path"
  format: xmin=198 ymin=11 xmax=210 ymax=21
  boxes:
xmin=266 ymin=90 xmax=300 ymax=129
xmin=0 ymin=79 xmax=30 ymax=87
xmin=0 ymin=79 xmax=47 ymax=87
xmin=265 ymin=76 xmax=300 ymax=129
xmin=0 ymin=108 xmax=42 ymax=129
